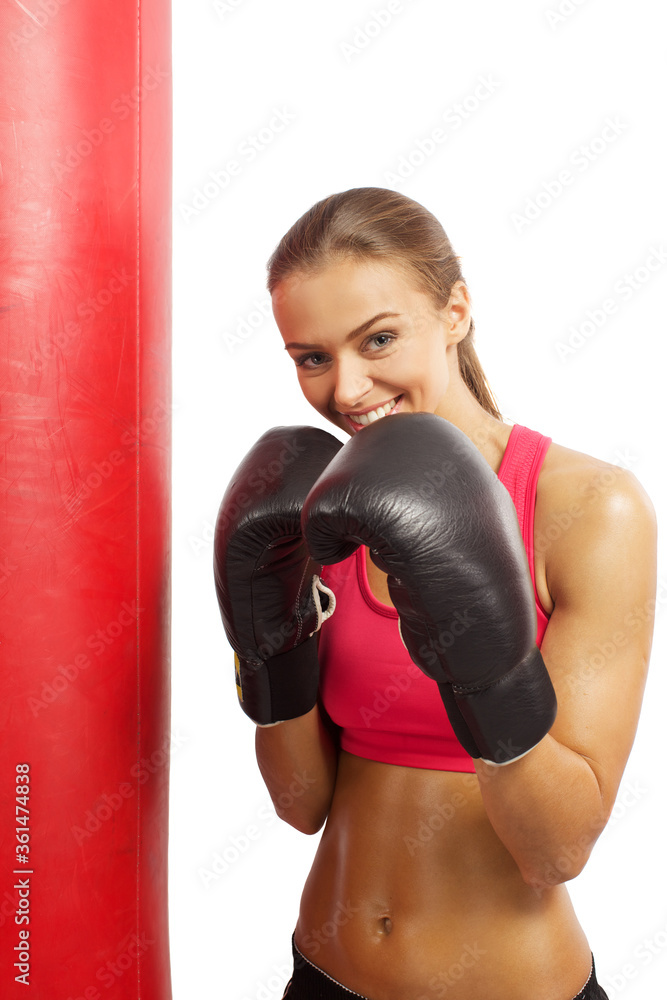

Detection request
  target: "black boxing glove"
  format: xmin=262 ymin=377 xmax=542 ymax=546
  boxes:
xmin=301 ymin=412 xmax=557 ymax=765
xmin=214 ymin=426 xmax=342 ymax=726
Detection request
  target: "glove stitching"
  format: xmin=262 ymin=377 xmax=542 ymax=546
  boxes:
xmin=293 ymin=559 xmax=309 ymax=646
xmin=452 ymin=671 xmax=511 ymax=696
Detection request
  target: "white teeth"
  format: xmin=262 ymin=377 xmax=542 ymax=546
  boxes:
xmin=348 ymin=397 xmax=397 ymax=425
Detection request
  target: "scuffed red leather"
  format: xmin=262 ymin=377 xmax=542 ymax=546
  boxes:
xmin=0 ymin=2 xmax=172 ymax=996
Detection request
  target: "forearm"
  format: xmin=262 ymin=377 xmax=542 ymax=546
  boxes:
xmin=473 ymin=733 xmax=608 ymax=891
xmin=255 ymin=704 xmax=338 ymax=835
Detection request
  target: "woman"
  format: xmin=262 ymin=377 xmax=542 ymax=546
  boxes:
xmin=230 ymin=188 xmax=656 ymax=999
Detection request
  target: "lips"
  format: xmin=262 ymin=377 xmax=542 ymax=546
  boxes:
xmin=341 ymin=395 xmax=404 ymax=432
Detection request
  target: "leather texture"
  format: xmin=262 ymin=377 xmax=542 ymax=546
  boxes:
xmin=214 ymin=426 xmax=343 ymax=724
xmin=302 ymin=412 xmax=557 ymax=763
xmin=0 ymin=1 xmax=172 ymax=994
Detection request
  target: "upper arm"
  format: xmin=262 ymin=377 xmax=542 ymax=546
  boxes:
xmin=539 ymin=461 xmax=657 ymax=817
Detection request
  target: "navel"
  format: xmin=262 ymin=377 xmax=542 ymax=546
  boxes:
xmin=379 ymin=916 xmax=393 ymax=935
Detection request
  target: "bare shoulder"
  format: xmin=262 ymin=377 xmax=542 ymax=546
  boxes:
xmin=537 ymin=439 xmax=655 ymax=513
xmin=533 ymin=439 xmax=657 ymax=614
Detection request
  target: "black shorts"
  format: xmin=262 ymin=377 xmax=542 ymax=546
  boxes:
xmin=281 ymin=933 xmax=610 ymax=999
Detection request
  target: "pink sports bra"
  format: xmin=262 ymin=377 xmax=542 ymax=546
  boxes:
xmin=318 ymin=423 xmax=552 ymax=772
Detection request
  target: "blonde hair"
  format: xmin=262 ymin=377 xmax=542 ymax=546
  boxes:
xmin=266 ymin=187 xmax=501 ymax=420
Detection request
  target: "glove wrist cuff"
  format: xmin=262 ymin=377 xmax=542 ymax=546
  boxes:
xmin=452 ymin=648 xmax=557 ymax=765
xmin=236 ymin=635 xmax=320 ymax=726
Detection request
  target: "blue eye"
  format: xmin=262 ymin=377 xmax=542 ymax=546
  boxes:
xmin=366 ymin=332 xmax=395 ymax=350
xmin=294 ymin=352 xmax=329 ymax=369
xmin=292 ymin=332 xmax=395 ymax=370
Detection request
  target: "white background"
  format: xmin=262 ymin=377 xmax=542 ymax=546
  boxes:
xmin=170 ymin=2 xmax=667 ymax=997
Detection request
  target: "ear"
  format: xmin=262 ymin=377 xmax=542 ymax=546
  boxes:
xmin=440 ymin=281 xmax=472 ymax=346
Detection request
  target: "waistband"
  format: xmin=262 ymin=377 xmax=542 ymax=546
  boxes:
xmin=284 ymin=934 xmax=604 ymax=1000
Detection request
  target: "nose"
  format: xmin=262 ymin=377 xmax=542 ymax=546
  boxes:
xmin=333 ymin=355 xmax=373 ymax=411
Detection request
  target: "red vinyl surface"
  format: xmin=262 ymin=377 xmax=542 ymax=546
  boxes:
xmin=0 ymin=2 xmax=172 ymax=996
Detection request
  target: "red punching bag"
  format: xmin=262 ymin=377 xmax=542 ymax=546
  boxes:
xmin=0 ymin=2 xmax=172 ymax=997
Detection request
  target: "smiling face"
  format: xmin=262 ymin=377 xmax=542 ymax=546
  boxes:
xmin=273 ymin=258 xmax=471 ymax=436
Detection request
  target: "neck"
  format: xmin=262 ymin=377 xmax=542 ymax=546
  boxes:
xmin=434 ymin=368 xmax=512 ymax=475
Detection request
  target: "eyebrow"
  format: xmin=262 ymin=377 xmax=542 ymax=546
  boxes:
xmin=283 ymin=311 xmax=401 ymax=351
